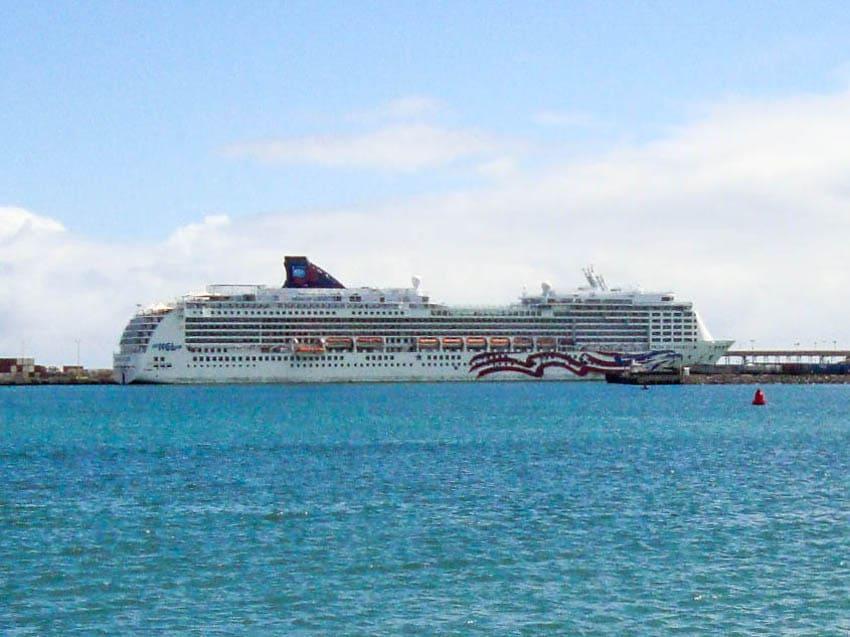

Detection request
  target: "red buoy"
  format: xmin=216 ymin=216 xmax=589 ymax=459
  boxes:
xmin=752 ymin=388 xmax=766 ymax=406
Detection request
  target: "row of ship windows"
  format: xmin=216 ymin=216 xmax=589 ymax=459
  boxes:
xmin=184 ymin=310 xmax=695 ymax=320
xmin=185 ymin=311 xmax=683 ymax=321
xmin=186 ymin=307 xmax=695 ymax=320
xmin=183 ymin=333 xmax=654 ymax=341
xmin=186 ymin=303 xmax=432 ymax=312
xmin=128 ymin=330 xmax=662 ymax=346
xmin=183 ymin=340 xmax=652 ymax=349
xmin=194 ymin=355 xmax=288 ymax=362
xmin=188 ymin=346 xmax=490 ymax=355
xmin=185 ymin=301 xmax=687 ymax=312
xmin=202 ymin=309 xmax=333 ymax=316
xmin=183 ymin=317 xmax=663 ymax=326
xmin=553 ymin=311 xmax=692 ymax=317
xmin=183 ymin=330 xmax=653 ymax=338
xmin=183 ymin=320 xmax=664 ymax=328
xmin=190 ymin=354 xmax=409 ymax=363
xmin=186 ymin=361 xmax=469 ymax=369
xmin=189 ymin=309 xmax=442 ymax=317
xmin=187 ymin=362 xmax=419 ymax=369
xmin=184 ymin=324 xmax=656 ymax=331
xmin=184 ymin=324 xmax=658 ymax=332
xmin=129 ymin=316 xmax=165 ymax=324
xmin=194 ymin=298 xmax=680 ymax=306
xmin=184 ymin=329 xmax=655 ymax=340
xmin=184 ymin=332 xmax=651 ymax=339
xmin=126 ymin=324 xmax=160 ymax=332
xmin=183 ymin=338 xmax=653 ymax=347
xmin=189 ymin=353 xmax=408 ymax=362
xmin=184 ymin=306 xmax=695 ymax=317
xmin=189 ymin=353 xmax=484 ymax=363
xmin=176 ymin=347 xmax=699 ymax=364
xmin=184 ymin=332 xmax=653 ymax=340
xmin=156 ymin=342 xmax=669 ymax=362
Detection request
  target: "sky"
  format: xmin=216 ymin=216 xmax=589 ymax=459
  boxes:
xmin=4 ymin=2 xmax=850 ymax=366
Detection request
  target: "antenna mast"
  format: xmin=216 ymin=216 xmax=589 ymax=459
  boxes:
xmin=582 ymin=265 xmax=609 ymax=291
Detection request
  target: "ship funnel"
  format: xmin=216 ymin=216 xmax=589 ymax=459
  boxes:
xmin=283 ymin=256 xmax=345 ymax=289
xmin=411 ymin=275 xmax=421 ymax=290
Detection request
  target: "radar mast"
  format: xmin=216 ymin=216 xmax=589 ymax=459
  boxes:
xmin=582 ymin=265 xmax=608 ymax=291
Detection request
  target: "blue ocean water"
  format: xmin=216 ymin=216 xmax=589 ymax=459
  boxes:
xmin=2 ymin=383 xmax=850 ymax=634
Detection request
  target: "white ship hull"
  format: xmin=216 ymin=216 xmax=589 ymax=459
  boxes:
xmin=115 ymin=341 xmax=731 ymax=385
xmin=113 ymin=257 xmax=733 ymax=384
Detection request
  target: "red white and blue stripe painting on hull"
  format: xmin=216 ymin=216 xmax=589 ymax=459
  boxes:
xmin=469 ymin=350 xmax=682 ymax=379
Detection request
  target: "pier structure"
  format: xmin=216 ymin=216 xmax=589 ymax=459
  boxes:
xmin=720 ymin=349 xmax=850 ymax=366
xmin=686 ymin=348 xmax=850 ymax=382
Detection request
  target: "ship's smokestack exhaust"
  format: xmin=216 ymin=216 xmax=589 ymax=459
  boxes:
xmin=283 ymin=256 xmax=345 ymax=289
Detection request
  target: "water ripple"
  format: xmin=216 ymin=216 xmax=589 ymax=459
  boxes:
xmin=2 ymin=383 xmax=850 ymax=633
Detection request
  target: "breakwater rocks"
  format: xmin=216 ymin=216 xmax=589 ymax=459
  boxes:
xmin=0 ymin=370 xmax=116 ymax=386
xmin=685 ymin=373 xmax=850 ymax=384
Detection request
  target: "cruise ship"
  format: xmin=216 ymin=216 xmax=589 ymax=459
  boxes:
xmin=113 ymin=256 xmax=732 ymax=384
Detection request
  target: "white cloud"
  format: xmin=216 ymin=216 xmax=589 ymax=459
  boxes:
xmin=166 ymin=214 xmax=231 ymax=255
xmin=0 ymin=206 xmax=65 ymax=242
xmin=477 ymin=157 xmax=519 ymax=179
xmin=224 ymin=123 xmax=499 ymax=172
xmin=8 ymin=89 xmax=850 ymax=366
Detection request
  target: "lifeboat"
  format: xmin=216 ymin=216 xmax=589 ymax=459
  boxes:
xmin=466 ymin=336 xmax=487 ymax=351
xmin=489 ymin=337 xmax=510 ymax=350
xmin=356 ymin=336 xmax=384 ymax=350
xmin=325 ymin=337 xmax=354 ymax=350
xmin=294 ymin=343 xmax=325 ymax=356
xmin=513 ymin=336 xmax=533 ymax=350
xmin=417 ymin=337 xmax=440 ymax=351
xmin=442 ymin=337 xmax=463 ymax=350
xmin=537 ymin=337 xmax=556 ymax=350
